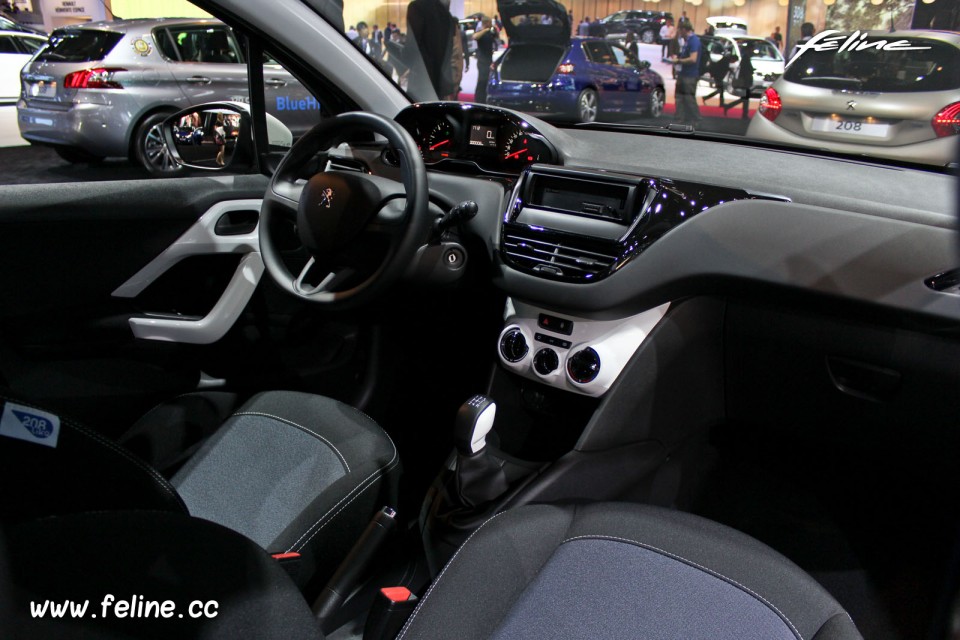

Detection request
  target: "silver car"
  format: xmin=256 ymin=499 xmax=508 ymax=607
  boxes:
xmin=748 ymin=30 xmax=960 ymax=167
xmin=17 ymin=18 xmax=319 ymax=173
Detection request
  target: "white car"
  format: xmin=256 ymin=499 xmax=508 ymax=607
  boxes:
xmin=0 ymin=30 xmax=44 ymax=104
xmin=705 ymin=15 xmax=748 ymax=34
xmin=702 ymin=33 xmax=784 ymax=96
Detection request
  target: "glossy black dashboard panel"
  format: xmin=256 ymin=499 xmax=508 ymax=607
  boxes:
xmin=395 ymin=102 xmax=560 ymax=176
xmin=501 ymin=164 xmax=783 ymax=283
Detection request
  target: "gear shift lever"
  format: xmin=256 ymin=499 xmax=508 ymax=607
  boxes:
xmin=452 ymin=395 xmax=508 ymax=507
xmin=454 ymin=395 xmax=497 ymax=455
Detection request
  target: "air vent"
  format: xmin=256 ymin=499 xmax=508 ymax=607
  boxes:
xmin=503 ymin=228 xmax=619 ymax=281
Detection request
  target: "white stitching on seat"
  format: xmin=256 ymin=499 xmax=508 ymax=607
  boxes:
xmin=231 ymin=411 xmax=351 ymax=473
xmin=561 ymin=534 xmax=804 ymax=640
xmin=290 ymin=457 xmax=400 ymax=552
xmin=395 ymin=510 xmax=511 ymax=640
xmin=0 ymin=395 xmax=184 ymax=508
xmin=286 ymin=426 xmax=399 ymax=552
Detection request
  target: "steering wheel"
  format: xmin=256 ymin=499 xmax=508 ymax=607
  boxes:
xmin=260 ymin=112 xmax=429 ymax=305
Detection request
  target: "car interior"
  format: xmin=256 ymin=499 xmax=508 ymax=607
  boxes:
xmin=1 ymin=0 xmax=959 ymax=638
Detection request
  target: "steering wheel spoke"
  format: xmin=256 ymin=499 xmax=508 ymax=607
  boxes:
xmin=293 ymin=258 xmax=357 ymax=299
xmin=259 ymin=112 xmax=429 ymax=307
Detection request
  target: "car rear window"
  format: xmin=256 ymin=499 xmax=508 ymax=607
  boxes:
xmin=35 ymin=30 xmax=123 ymax=63
xmin=784 ymin=38 xmax=960 ymax=93
xmin=735 ymin=38 xmax=780 ymax=60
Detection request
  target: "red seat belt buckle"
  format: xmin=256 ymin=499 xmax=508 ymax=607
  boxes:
xmin=380 ymin=586 xmax=414 ymax=603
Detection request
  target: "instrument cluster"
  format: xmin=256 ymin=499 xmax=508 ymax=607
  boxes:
xmin=395 ymin=103 xmax=559 ymax=175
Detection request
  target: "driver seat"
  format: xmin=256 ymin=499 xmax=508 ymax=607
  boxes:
xmin=0 ymin=390 xmax=399 ymax=588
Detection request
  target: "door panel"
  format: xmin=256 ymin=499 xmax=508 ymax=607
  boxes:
xmin=0 ymin=175 xmax=270 ymax=432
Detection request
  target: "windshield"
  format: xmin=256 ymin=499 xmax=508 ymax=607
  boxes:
xmin=5 ymin=0 xmax=959 ymax=171
xmin=329 ymin=0 xmax=960 ymax=168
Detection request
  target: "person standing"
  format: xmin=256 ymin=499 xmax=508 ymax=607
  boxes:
xmin=460 ymin=22 xmax=470 ymax=72
xmin=447 ymin=14 xmax=464 ymax=100
xmin=588 ymin=16 xmax=604 ymax=37
xmin=723 ymin=41 xmax=755 ymax=118
xmin=405 ymin=0 xmax=457 ymax=98
xmin=472 ymin=16 xmax=496 ymax=103
xmin=670 ymin=21 xmax=701 ymax=126
xmin=353 ymin=21 xmax=373 ymax=56
xmin=701 ymin=41 xmax=731 ymax=107
xmin=664 ymin=19 xmax=679 ymax=78
xmin=213 ymin=114 xmax=227 ymax=167
xmin=579 ymin=16 xmax=591 ymax=36
xmin=346 ymin=25 xmax=359 ymax=40
xmin=624 ymin=32 xmax=639 ymax=66
xmin=771 ymin=26 xmax=783 ymax=51
xmin=372 ymin=24 xmax=383 ymax=55
xmin=789 ymin=22 xmax=814 ymax=61
xmin=659 ymin=20 xmax=671 ymax=58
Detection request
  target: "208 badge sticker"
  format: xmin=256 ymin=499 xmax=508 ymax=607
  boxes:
xmin=0 ymin=402 xmax=61 ymax=448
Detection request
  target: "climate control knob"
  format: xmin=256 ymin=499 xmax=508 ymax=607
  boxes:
xmin=567 ymin=347 xmax=601 ymax=384
xmin=533 ymin=348 xmax=559 ymax=375
xmin=499 ymin=328 xmax=528 ymax=363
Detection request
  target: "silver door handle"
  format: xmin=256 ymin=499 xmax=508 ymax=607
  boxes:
xmin=186 ymin=76 xmax=212 ymax=84
xmin=265 ymin=78 xmax=287 ymax=87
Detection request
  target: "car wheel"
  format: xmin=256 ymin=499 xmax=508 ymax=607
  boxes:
xmin=640 ymin=29 xmax=655 ymax=44
xmin=134 ymin=111 xmax=182 ymax=176
xmin=646 ymin=87 xmax=665 ymax=118
xmin=53 ymin=146 xmax=104 ymax=164
xmin=577 ymin=89 xmax=599 ymax=123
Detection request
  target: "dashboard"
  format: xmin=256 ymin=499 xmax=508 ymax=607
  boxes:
xmin=384 ymin=102 xmax=958 ymax=395
xmin=394 ymin=102 xmax=559 ymax=175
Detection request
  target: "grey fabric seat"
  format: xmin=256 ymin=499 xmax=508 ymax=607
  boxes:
xmin=0 ymin=390 xmax=399 ymax=588
xmin=170 ymin=391 xmax=399 ymax=581
xmin=397 ymin=503 xmax=863 ymax=640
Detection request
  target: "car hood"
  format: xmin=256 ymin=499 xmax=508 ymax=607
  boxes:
xmin=497 ymin=0 xmax=571 ymax=46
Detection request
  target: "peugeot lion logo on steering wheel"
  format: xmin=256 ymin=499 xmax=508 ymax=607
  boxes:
xmin=319 ymin=187 xmax=334 ymax=209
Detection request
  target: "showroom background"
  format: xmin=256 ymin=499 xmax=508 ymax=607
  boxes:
xmin=7 ymin=0 xmax=959 ymax=54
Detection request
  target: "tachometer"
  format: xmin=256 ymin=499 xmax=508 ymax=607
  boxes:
xmin=426 ymin=120 xmax=455 ymax=156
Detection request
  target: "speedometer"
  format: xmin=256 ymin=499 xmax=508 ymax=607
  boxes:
xmin=501 ymin=127 xmax=546 ymax=165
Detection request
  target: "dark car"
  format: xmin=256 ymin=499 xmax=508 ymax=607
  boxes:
xmin=0 ymin=13 xmax=45 ymax=36
xmin=599 ymin=9 xmax=672 ymax=44
xmin=488 ymin=0 xmax=665 ymax=123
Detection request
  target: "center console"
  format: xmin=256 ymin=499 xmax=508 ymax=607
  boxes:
xmin=498 ymin=299 xmax=669 ymax=397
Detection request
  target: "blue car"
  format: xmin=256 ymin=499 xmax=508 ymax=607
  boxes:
xmin=488 ymin=0 xmax=665 ymax=123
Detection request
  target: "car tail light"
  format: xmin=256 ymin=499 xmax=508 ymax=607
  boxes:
xmin=758 ymin=87 xmax=782 ymax=122
xmin=63 ymin=67 xmax=126 ymax=89
xmin=932 ymin=102 xmax=960 ymax=138
xmin=557 ymin=63 xmax=575 ymax=74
